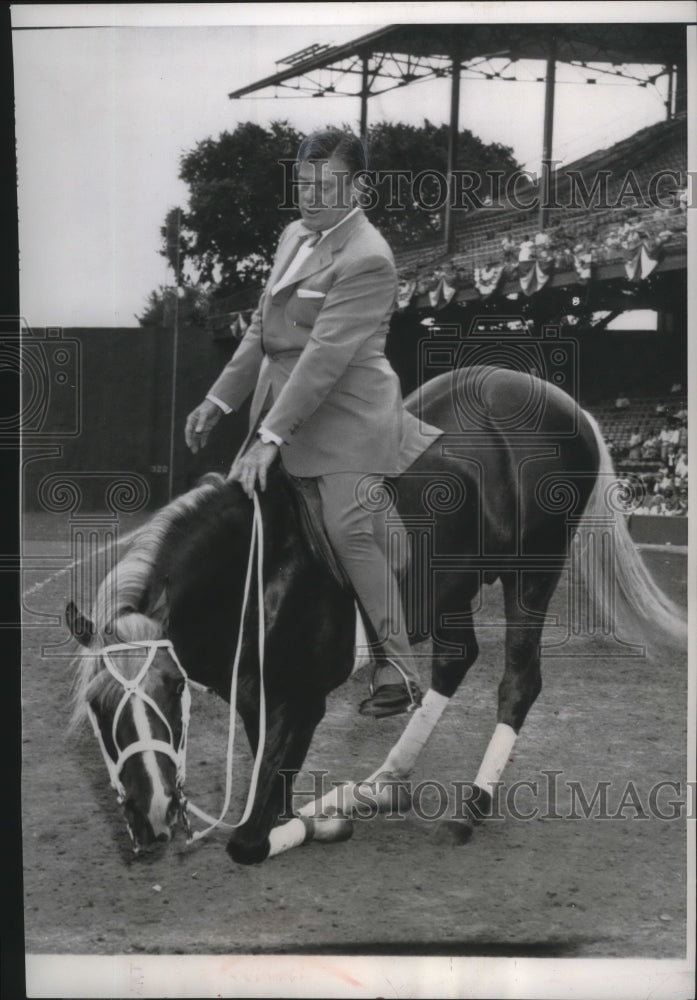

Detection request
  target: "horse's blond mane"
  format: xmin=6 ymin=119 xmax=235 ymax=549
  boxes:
xmin=68 ymin=474 xmax=227 ymax=731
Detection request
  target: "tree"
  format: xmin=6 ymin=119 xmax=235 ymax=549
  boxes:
xmin=365 ymin=120 xmax=519 ymax=245
xmin=151 ymin=119 xmax=520 ymax=303
xmin=136 ymin=283 xmax=212 ymax=328
xmin=172 ymin=121 xmax=304 ymax=292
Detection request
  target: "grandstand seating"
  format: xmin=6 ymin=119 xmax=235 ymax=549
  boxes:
xmin=587 ymin=396 xmax=686 ymax=455
xmin=585 ymin=393 xmax=688 ymax=519
xmin=393 ymin=115 xmax=687 ymax=283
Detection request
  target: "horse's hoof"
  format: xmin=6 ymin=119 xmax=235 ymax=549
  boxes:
xmin=432 ymin=819 xmax=474 ymax=846
xmin=312 ymin=816 xmax=354 ymax=843
xmin=226 ymin=834 xmax=270 ymax=866
xmin=355 ymin=772 xmax=411 ymax=815
xmin=469 ymin=785 xmax=493 ymax=824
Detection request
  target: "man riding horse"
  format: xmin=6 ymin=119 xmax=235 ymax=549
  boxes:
xmin=185 ymin=129 xmax=443 ymax=718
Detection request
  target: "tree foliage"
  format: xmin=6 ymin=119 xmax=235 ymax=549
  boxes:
xmin=151 ymin=119 xmax=520 ymax=304
xmin=365 ymin=120 xmax=519 ymax=245
xmin=136 ymin=283 xmax=212 ymax=328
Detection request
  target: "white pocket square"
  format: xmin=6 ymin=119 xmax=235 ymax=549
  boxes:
xmin=296 ymin=288 xmax=326 ymax=299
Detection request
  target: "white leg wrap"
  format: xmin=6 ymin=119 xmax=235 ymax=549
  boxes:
xmin=296 ymin=690 xmax=449 ymax=820
xmin=298 ymin=689 xmax=449 ymax=821
xmin=473 ymin=723 xmax=517 ymax=797
xmin=381 ymin=689 xmax=450 ymax=778
xmin=298 ymin=782 xmax=359 ymax=818
xmin=267 ymin=817 xmax=312 ymax=858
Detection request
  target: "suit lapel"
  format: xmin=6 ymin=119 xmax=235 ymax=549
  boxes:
xmin=270 ymin=209 xmax=367 ymax=298
xmin=272 ymin=244 xmax=332 ymax=296
xmin=266 ymin=223 xmax=305 ymax=291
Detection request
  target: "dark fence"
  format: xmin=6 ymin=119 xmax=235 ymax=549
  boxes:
xmin=22 ymin=323 xmax=685 ymax=521
xmin=22 ymin=326 xmax=250 ymax=514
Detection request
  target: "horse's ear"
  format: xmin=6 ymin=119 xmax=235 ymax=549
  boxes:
xmin=65 ymin=601 xmax=95 ymax=647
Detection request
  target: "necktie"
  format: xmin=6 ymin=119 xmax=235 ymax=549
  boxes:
xmin=273 ymin=230 xmax=322 ymax=293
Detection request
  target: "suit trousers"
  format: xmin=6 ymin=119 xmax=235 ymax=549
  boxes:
xmin=315 ymin=472 xmax=419 ymax=688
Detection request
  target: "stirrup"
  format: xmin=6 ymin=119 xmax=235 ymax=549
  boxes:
xmin=382 ymin=657 xmax=421 ymax=711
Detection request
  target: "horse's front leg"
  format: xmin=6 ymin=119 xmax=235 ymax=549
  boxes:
xmin=226 ymin=699 xmax=323 ymax=866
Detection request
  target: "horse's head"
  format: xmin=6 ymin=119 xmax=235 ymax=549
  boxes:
xmin=67 ymin=601 xmax=191 ymax=854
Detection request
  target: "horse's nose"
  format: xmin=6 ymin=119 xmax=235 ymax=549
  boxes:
xmin=145 ymin=792 xmax=179 ymax=844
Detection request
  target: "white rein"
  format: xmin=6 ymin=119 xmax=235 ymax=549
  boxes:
xmin=87 ymin=491 xmax=267 ymax=844
xmin=186 ymin=490 xmax=267 ymax=839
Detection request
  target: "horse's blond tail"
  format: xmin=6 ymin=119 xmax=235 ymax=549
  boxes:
xmin=574 ymin=411 xmax=687 ymax=651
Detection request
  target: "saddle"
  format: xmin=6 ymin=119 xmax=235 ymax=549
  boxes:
xmin=287 ymin=474 xmax=410 ymax=592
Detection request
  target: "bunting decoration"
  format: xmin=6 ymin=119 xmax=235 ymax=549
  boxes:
xmin=624 ymin=244 xmax=659 ymax=283
xmin=473 ymin=264 xmax=504 ymax=298
xmin=224 ymin=311 xmax=251 ymax=339
xmin=441 ymin=277 xmax=457 ymax=304
xmin=390 ymin=202 xmax=686 ymax=310
xmin=518 ymin=262 xmax=551 ymax=297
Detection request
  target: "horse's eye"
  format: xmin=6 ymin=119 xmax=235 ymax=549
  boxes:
xmin=176 ymin=681 xmax=186 ymax=698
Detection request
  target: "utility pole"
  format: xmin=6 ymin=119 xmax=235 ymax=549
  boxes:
xmin=167 ymin=209 xmax=181 ymax=503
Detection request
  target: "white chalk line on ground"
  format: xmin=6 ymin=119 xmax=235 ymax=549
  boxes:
xmin=21 ymin=543 xmax=687 ymax=601
xmin=22 ymin=563 xmax=75 ymax=600
xmin=20 ymin=522 xmax=145 ymax=601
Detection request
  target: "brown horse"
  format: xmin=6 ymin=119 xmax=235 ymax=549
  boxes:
xmin=66 ymin=366 xmax=686 ymax=863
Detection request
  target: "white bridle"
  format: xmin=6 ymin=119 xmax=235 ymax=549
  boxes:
xmin=85 ymin=491 xmax=268 ymax=848
xmin=85 ymin=638 xmax=192 ymax=842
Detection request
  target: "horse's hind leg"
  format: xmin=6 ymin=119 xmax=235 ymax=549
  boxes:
xmin=378 ymin=583 xmax=480 ymax=782
xmin=471 ymin=569 xmax=561 ymax=819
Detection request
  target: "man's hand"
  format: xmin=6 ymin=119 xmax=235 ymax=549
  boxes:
xmin=228 ymin=439 xmax=279 ymax=498
xmin=185 ymin=399 xmax=223 ymax=453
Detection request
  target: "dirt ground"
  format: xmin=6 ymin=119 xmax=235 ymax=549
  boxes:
xmin=21 ymin=515 xmax=688 ymax=964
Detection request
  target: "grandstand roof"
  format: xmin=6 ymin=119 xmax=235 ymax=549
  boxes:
xmin=228 ymin=23 xmax=686 ymax=99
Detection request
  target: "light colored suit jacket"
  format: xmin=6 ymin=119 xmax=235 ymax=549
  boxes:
xmin=208 ymin=209 xmax=442 ymax=477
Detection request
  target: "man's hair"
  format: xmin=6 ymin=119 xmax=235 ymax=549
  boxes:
xmin=297 ymin=129 xmax=367 ymax=180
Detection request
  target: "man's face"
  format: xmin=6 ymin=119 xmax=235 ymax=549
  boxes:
xmin=296 ymin=153 xmax=354 ymax=232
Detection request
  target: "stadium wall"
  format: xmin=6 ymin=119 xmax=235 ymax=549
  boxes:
xmin=22 ymin=327 xmax=251 ymax=514
xmin=23 ymin=326 xmax=687 ymax=552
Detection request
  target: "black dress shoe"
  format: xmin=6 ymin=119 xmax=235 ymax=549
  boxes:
xmin=359 ymin=682 xmax=423 ymax=718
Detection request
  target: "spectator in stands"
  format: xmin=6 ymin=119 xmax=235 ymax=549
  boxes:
xmin=675 ymin=450 xmax=688 ymax=480
xmin=534 ymin=231 xmax=553 ymax=265
xmin=647 ymin=492 xmax=665 ymax=514
xmin=661 ymin=488 xmax=679 ymax=516
xmin=654 ymin=467 xmax=672 ymax=494
xmin=641 ymin=429 xmax=661 ymax=461
xmin=640 ymin=471 xmax=656 ymax=494
xmin=627 ymin=426 xmax=643 ymax=461
xmin=677 ymin=415 xmax=688 ymax=449
xmin=614 ymin=392 xmax=630 ymax=410
xmin=501 ymin=232 xmax=517 ymax=264
xmin=518 ymin=235 xmax=535 ymax=262
xmin=660 ymin=419 xmax=680 ymax=462
xmin=676 ymin=486 xmax=688 ymax=516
